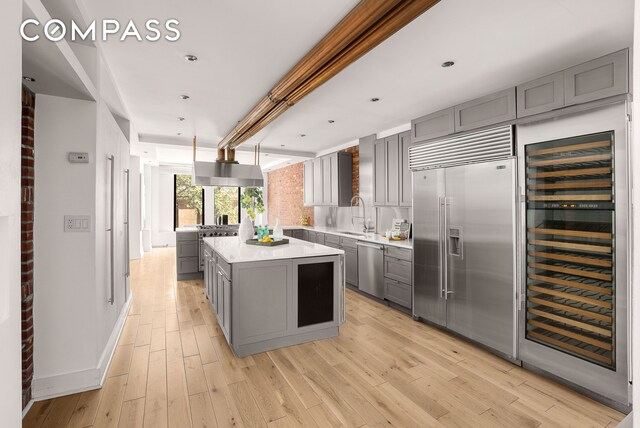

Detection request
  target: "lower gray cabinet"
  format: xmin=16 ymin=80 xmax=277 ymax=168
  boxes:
xmin=344 ymin=246 xmax=358 ymax=286
xmin=307 ymin=231 xmax=317 ymax=243
xmin=177 ymin=257 xmax=198 ymax=275
xmin=383 ymin=245 xmax=412 ymax=309
xmin=177 ymin=240 xmax=198 ymax=258
xmin=293 ymin=230 xmax=304 ymax=240
xmin=384 ymin=278 xmax=411 ymax=308
xmin=316 ymin=232 xmax=325 ymax=245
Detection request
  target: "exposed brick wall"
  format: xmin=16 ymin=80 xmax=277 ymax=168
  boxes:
xmin=21 ymin=86 xmax=35 ymax=409
xmin=267 ymin=145 xmax=359 ymax=225
xmin=267 ymin=162 xmax=314 ymax=226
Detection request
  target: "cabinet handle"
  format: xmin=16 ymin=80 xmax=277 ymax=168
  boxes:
xmin=107 ymin=155 xmax=115 ymax=305
xmin=124 ymin=169 xmax=130 ymax=280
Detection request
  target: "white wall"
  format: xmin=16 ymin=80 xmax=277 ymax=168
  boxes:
xmin=0 ymin=0 xmax=24 ymax=423
xmin=33 ymin=96 xmax=98 ymax=385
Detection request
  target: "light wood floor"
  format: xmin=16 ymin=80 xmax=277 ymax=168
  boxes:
xmin=24 ymin=248 xmax=624 ymax=427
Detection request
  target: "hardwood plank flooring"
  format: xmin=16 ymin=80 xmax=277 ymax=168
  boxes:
xmin=24 ymin=248 xmax=624 ymax=427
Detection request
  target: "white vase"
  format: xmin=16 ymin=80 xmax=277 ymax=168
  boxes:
xmin=273 ymin=218 xmax=283 ymax=240
xmin=239 ymin=215 xmax=254 ymax=242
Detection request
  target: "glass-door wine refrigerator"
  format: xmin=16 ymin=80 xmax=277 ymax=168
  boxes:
xmin=517 ymin=100 xmax=631 ymax=410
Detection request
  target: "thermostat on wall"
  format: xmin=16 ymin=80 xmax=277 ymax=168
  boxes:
xmin=68 ymin=152 xmax=89 ymax=163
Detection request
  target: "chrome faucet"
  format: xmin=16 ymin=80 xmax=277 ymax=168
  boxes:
xmin=350 ymin=195 xmax=374 ymax=233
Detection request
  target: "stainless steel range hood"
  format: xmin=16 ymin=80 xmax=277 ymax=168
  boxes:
xmin=192 ymin=161 xmax=264 ymax=187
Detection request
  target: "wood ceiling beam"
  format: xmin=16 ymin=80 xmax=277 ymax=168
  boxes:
xmin=219 ymin=0 xmax=441 ymax=151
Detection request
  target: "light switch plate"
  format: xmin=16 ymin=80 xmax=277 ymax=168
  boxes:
xmin=68 ymin=152 xmax=89 ymax=163
xmin=64 ymin=215 xmax=91 ymax=232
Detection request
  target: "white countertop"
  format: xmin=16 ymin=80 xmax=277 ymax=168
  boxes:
xmin=282 ymin=226 xmax=413 ymax=249
xmin=203 ymin=236 xmax=344 ymax=264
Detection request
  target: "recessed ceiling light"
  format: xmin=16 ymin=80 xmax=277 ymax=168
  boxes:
xmin=370 ymin=98 xmax=380 ymax=102
xmin=265 ymin=154 xmax=270 ymax=157
xmin=300 ymin=134 xmax=306 ymax=137
xmin=178 ymin=117 xmax=185 ymax=121
xmin=185 ymin=54 xmax=198 ymax=62
xmin=328 ymin=120 xmax=335 ymax=124
xmin=177 ymin=132 xmax=182 ymax=136
xmin=144 ymin=151 xmax=148 ymax=154
xmin=23 ymin=76 xmax=36 ymax=82
xmin=441 ymin=60 xmax=455 ymax=68
xmin=281 ymin=144 xmax=285 ymax=147
xmin=179 ymin=95 xmax=190 ymax=100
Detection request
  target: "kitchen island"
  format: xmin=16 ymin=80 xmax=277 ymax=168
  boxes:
xmin=202 ymin=236 xmax=345 ymax=357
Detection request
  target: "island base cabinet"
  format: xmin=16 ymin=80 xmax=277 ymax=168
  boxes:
xmin=225 ymin=256 xmax=342 ymax=358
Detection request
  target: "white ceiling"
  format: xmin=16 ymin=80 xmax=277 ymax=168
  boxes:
xmin=76 ymin=0 xmax=632 ymax=164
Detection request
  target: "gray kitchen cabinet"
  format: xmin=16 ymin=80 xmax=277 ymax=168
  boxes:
xmin=384 ymin=278 xmax=411 ymax=308
xmin=293 ymin=230 xmax=304 ymax=240
xmin=308 ymin=152 xmax=353 ymax=207
xmin=232 ymin=260 xmax=289 ymax=346
xmin=399 ymin=131 xmax=412 ymax=207
xmin=374 ymin=134 xmax=406 ymax=207
xmin=344 ymin=246 xmax=358 ymax=286
xmin=176 ymin=230 xmax=200 ymax=280
xmin=307 ymin=230 xmax=317 ymax=243
xmin=411 ymin=107 xmax=455 ymax=144
xmin=322 ymin=157 xmax=332 ymax=205
xmin=454 ymin=88 xmax=516 ymax=132
xmin=302 ymin=230 xmax=310 ymax=242
xmin=176 ymin=240 xmax=198 ymax=258
xmin=222 ymin=272 xmax=232 ymax=343
xmin=564 ymin=49 xmax=628 ymax=106
xmin=283 ymin=229 xmax=293 ymax=237
xmin=383 ymin=245 xmax=412 ymax=309
xmin=177 ymin=257 xmax=198 ymax=275
xmin=373 ymin=139 xmax=386 ymax=206
xmin=517 ymin=72 xmax=565 ymax=117
xmin=316 ymin=232 xmax=325 ymax=245
xmin=325 ymin=234 xmax=340 ymax=247
xmin=303 ymin=161 xmax=314 ymax=206
xmin=312 ymin=158 xmax=323 ymax=205
xmin=386 ymin=134 xmax=400 ymax=206
xmin=384 ymin=256 xmax=411 ymax=285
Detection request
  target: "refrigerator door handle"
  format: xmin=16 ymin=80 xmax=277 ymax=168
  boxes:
xmin=442 ymin=197 xmax=452 ymax=299
xmin=438 ymin=196 xmax=444 ymax=298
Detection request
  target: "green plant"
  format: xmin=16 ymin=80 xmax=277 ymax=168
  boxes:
xmin=241 ymin=187 xmax=265 ymax=221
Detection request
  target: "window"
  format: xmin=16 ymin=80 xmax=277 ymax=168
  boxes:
xmin=213 ymin=187 xmax=241 ymax=224
xmin=174 ymin=174 xmax=204 ymax=229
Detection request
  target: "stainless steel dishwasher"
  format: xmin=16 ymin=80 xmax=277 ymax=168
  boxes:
xmin=357 ymin=241 xmax=384 ymax=298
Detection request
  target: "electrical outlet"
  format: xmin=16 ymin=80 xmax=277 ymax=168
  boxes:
xmin=64 ymin=215 xmax=91 ymax=232
xmin=68 ymin=152 xmax=89 ymax=163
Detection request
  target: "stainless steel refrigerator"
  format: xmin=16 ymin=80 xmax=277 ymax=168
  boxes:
xmin=411 ymin=126 xmax=518 ymax=359
xmin=517 ymin=99 xmax=630 ymax=410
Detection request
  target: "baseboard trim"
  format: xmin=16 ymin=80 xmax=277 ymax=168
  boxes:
xmin=22 ymin=399 xmax=34 ymax=418
xmin=31 ymin=295 xmax=132 ymax=401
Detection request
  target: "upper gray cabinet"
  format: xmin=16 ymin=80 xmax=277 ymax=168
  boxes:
xmin=517 ymin=49 xmax=629 ymax=118
xmin=411 ymin=107 xmax=455 ymax=144
xmin=304 ymin=152 xmax=353 ymax=207
xmin=517 ymin=72 xmax=564 ymax=117
xmin=374 ymin=132 xmax=412 ymax=207
xmin=454 ymin=88 xmax=516 ymax=132
xmin=399 ymin=131 xmax=412 ymax=207
xmin=312 ymin=158 xmax=323 ymax=205
xmin=373 ymin=139 xmax=386 ymax=206
xmin=564 ymin=49 xmax=628 ymax=106
xmin=303 ymin=161 xmax=314 ymax=206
